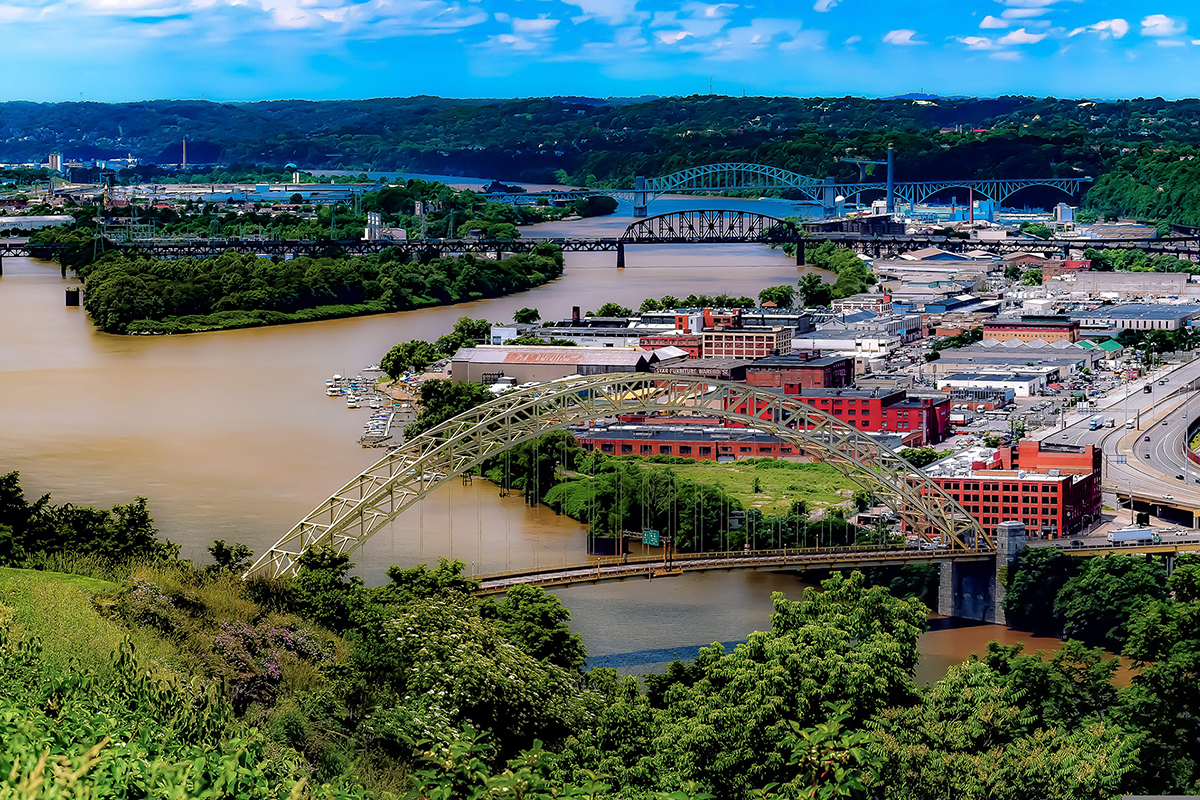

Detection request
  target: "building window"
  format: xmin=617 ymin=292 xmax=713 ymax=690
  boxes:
xmin=659 ymin=446 xmax=672 ymax=454
xmin=700 ymin=446 xmax=712 ymax=455
xmin=679 ymin=446 xmax=692 ymax=455
xmin=740 ymin=447 xmax=751 ymax=453
xmin=641 ymin=445 xmax=653 ymax=454
xmin=621 ymin=444 xmax=633 ymax=454
xmin=601 ymin=444 xmax=614 ymax=453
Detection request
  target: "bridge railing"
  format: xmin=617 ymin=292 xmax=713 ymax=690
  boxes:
xmin=474 ymin=543 xmax=996 ymax=582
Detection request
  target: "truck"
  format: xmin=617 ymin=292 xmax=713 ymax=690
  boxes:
xmin=1105 ymin=417 xmax=1116 ymax=428
xmin=1107 ymin=527 xmax=1159 ymax=545
xmin=1125 ymin=419 xmax=1136 ymax=429
xmin=1089 ymin=416 xmax=1104 ymax=430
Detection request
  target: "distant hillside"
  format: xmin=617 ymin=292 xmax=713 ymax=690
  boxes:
xmin=7 ymin=94 xmax=1200 ymax=221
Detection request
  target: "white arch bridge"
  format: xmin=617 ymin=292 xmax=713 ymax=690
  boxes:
xmin=245 ymin=375 xmax=990 ymax=582
xmin=484 ymin=162 xmax=1092 ymax=217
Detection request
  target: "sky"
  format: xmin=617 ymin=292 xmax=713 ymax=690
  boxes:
xmin=5 ymin=0 xmax=1200 ymax=101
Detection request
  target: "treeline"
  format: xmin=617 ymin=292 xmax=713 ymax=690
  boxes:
xmin=76 ymin=244 xmax=564 ymax=334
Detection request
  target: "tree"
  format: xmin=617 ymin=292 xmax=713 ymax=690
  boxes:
xmin=1020 ymin=221 xmax=1053 ymax=240
xmin=899 ymin=447 xmax=945 ymax=468
xmin=1004 ymin=547 xmax=1079 ymax=637
xmin=638 ymin=298 xmax=662 ymax=313
xmin=797 ymin=273 xmax=833 ymax=308
xmin=1057 ymin=554 xmax=1167 ymax=650
xmin=512 ymin=307 xmax=540 ymax=324
xmin=404 ymin=379 xmax=496 ymax=438
xmin=481 ymin=584 xmax=588 ymax=671
xmin=381 ymin=339 xmax=441 ymax=378
xmin=593 ymin=302 xmax=632 ymax=317
xmin=208 ymin=539 xmax=253 ymax=573
xmin=1005 ymin=264 xmax=1022 ymax=281
xmin=758 ymin=285 xmax=796 ymax=308
xmin=1021 ymin=269 xmax=1043 ymax=286
xmin=288 ymin=192 xmax=303 ymax=204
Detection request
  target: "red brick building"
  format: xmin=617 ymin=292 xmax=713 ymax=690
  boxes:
xmin=639 ymin=332 xmax=702 ymax=358
xmin=576 ymin=424 xmax=799 ymax=461
xmin=982 ymin=315 xmax=1081 ymax=343
xmin=1043 ymin=259 xmax=1092 ymax=279
xmin=730 ymin=388 xmax=952 ymax=445
xmin=911 ymin=442 xmax=1101 ymax=537
xmin=744 ymin=355 xmax=854 ymax=392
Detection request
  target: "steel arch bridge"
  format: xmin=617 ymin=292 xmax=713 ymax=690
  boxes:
xmin=484 ymin=163 xmax=1092 ymax=215
xmin=245 ymin=374 xmax=987 ymax=579
xmin=619 ymin=209 xmax=802 ymax=244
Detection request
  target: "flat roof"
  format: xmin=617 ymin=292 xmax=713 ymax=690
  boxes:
xmin=576 ymin=425 xmax=783 ymax=444
xmin=1069 ymin=303 xmax=1200 ymax=321
xmin=454 ymin=346 xmax=649 ymax=366
xmin=941 ymin=372 xmax=1043 ymax=381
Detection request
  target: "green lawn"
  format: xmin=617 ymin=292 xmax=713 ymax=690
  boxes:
xmin=663 ymin=459 xmax=859 ymax=515
xmin=0 ymin=566 xmax=177 ymax=678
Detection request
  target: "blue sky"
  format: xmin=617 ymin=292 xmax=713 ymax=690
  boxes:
xmin=5 ymin=0 xmax=1200 ymax=101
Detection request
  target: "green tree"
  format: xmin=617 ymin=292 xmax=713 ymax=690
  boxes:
xmin=1021 ymin=269 xmax=1043 ymax=286
xmin=405 ymin=379 xmax=496 ymax=438
xmin=481 ymin=584 xmax=588 ymax=671
xmin=593 ymin=302 xmax=633 ymax=317
xmin=207 ymin=539 xmax=253 ymax=574
xmin=513 ymin=307 xmax=540 ymax=324
xmin=1057 ymin=555 xmax=1167 ymax=650
xmin=1020 ymin=221 xmax=1053 ymax=240
xmin=898 ymin=447 xmax=945 ymax=468
xmin=758 ymin=285 xmax=796 ymax=308
xmin=1005 ymin=263 xmax=1022 ymax=281
xmin=797 ymin=274 xmax=833 ymax=308
xmin=381 ymin=339 xmax=441 ymax=378
xmin=1004 ymin=547 xmax=1080 ymax=637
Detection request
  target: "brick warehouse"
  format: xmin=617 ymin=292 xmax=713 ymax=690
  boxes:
xmin=729 ymin=387 xmax=952 ymax=446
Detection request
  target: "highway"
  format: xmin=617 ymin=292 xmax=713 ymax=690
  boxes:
xmin=1034 ymin=356 xmax=1200 ymax=525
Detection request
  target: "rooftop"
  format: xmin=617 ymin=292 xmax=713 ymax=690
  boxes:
xmin=1069 ymin=303 xmax=1200 ymax=321
xmin=453 ymin=346 xmax=650 ymax=366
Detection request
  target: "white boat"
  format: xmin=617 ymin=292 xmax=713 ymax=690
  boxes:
xmin=369 ymin=399 xmax=381 ymax=409
xmin=326 ymin=387 xmax=341 ymax=397
xmin=347 ymin=396 xmax=360 ymax=409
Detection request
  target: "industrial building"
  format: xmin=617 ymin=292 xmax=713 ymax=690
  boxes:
xmin=743 ymin=355 xmax=854 ymax=392
xmin=936 ymin=372 xmax=1046 ymax=398
xmin=450 ymin=346 xmax=677 ymax=384
xmin=1070 ymin=303 xmax=1200 ymax=332
xmin=983 ymin=315 xmax=1081 ymax=344
xmin=909 ymin=442 xmax=1101 ymax=537
xmin=731 ymin=387 xmax=951 ymax=445
xmin=575 ymin=423 xmax=796 ymax=461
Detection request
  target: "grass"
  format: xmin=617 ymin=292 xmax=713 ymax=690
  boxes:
xmin=661 ymin=459 xmax=859 ymax=515
xmin=0 ymin=566 xmax=179 ymax=679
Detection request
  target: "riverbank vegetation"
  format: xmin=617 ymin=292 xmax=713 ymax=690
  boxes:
xmin=6 ymin=470 xmax=1200 ymax=797
xmin=76 ymin=245 xmax=563 ymax=334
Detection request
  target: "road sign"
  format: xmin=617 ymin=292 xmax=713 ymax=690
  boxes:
xmin=642 ymin=529 xmax=660 ymax=546
xmin=1115 ymin=455 xmax=1127 ymax=463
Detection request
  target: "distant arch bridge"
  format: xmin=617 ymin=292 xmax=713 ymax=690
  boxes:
xmin=484 ymin=162 xmax=1093 ymax=217
xmin=245 ymin=374 xmax=989 ymax=580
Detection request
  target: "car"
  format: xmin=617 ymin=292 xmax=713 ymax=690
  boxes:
xmin=1061 ymin=433 xmax=1070 ymax=439
xmin=1146 ymin=453 xmax=1152 ymax=458
xmin=1177 ymin=475 xmax=1185 ymax=480
xmin=1165 ymin=494 xmax=1175 ymax=501
xmin=1146 ymin=436 xmax=1152 ymax=441
xmin=1163 ymin=420 xmax=1169 ymax=426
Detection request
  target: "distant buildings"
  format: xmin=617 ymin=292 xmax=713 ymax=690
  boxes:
xmin=983 ymin=315 xmax=1081 ymax=344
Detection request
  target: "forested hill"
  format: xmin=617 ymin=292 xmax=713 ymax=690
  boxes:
xmin=7 ymin=94 xmax=1200 ymax=221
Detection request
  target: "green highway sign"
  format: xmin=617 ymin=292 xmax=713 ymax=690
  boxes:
xmin=642 ymin=529 xmax=660 ymax=546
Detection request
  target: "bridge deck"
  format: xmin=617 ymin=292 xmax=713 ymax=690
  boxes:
xmin=473 ymin=546 xmax=996 ymax=595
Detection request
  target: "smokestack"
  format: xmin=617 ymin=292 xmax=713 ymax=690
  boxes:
xmin=182 ymin=139 xmax=187 ymax=171
xmin=572 ymin=305 xmax=580 ymax=325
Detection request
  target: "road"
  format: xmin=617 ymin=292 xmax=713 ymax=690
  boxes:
xmin=1032 ymin=356 xmax=1200 ymax=524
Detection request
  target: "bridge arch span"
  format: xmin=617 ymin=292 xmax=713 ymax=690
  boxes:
xmin=647 ymin=163 xmax=822 ymax=196
xmin=245 ymin=375 xmax=987 ymax=578
xmin=619 ymin=209 xmax=803 ymax=244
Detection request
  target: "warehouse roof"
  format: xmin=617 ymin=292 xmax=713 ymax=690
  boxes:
xmin=452 ymin=346 xmax=651 ymax=367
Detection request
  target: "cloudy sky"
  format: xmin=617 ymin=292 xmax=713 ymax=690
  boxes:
xmin=4 ymin=0 xmax=1200 ymax=101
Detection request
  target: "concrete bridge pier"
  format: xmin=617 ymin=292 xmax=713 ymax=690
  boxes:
xmin=633 ymin=176 xmax=648 ymax=218
xmin=937 ymin=521 xmax=1025 ymax=624
xmin=795 ymin=239 xmax=805 ymax=266
xmin=616 ymin=242 xmax=626 ymax=269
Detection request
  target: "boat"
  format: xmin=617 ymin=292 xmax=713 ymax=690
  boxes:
xmin=326 ymin=387 xmax=341 ymax=397
xmin=347 ymin=396 xmax=360 ymax=408
xmin=369 ymin=399 xmax=381 ymax=409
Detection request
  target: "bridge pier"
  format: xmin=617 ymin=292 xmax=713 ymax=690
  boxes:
xmin=795 ymin=239 xmax=805 ymax=266
xmin=633 ymin=176 xmax=648 ymax=218
xmin=937 ymin=521 xmax=1025 ymax=624
xmin=0 ymin=255 xmax=3 ymax=276
xmin=616 ymin=242 xmax=625 ymax=269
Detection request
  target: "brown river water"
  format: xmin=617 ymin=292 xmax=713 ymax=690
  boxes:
xmin=0 ymin=212 xmax=1083 ymax=676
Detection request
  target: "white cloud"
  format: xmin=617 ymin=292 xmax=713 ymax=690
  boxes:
xmin=997 ymin=27 xmax=1046 ymax=45
xmin=1000 ymin=0 xmax=1058 ymax=7
xmin=882 ymin=28 xmax=923 ymax=45
xmin=1001 ymin=8 xmax=1048 ymax=19
xmin=1158 ymin=38 xmax=1186 ymax=47
xmin=844 ymin=33 xmax=861 ymax=44
xmin=1068 ymin=18 xmax=1130 ymax=39
xmin=958 ymin=35 xmax=998 ymax=50
xmin=512 ymin=16 xmax=559 ymax=33
xmin=1141 ymin=13 xmax=1187 ymax=38
xmin=991 ymin=50 xmax=1021 ymax=60
xmin=559 ymin=0 xmax=644 ymax=25
xmin=980 ymin=15 xmax=1008 ymax=29
xmin=813 ymin=0 xmax=837 ymax=10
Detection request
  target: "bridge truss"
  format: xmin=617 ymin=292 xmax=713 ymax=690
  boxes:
xmin=244 ymin=374 xmax=987 ymax=579
xmin=485 ymin=162 xmax=1092 ymax=216
xmin=619 ymin=209 xmax=802 ymax=244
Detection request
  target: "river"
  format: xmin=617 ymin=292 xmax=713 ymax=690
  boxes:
xmin=0 ymin=209 xmax=1076 ymax=678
